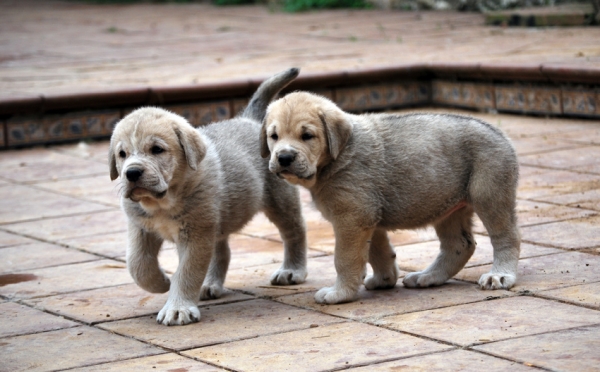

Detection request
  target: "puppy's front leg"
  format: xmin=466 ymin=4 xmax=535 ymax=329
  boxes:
xmin=315 ymin=225 xmax=374 ymax=304
xmin=364 ymin=228 xmax=399 ymax=290
xmin=127 ymin=223 xmax=170 ymax=293
xmin=157 ymin=234 xmax=213 ymax=326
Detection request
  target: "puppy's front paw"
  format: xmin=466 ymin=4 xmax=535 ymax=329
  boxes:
xmin=314 ymin=286 xmax=357 ymax=304
xmin=402 ymin=271 xmax=447 ymax=288
xmin=478 ymin=272 xmax=516 ymax=290
xmin=270 ymin=267 xmax=307 ymax=286
xmin=364 ymin=264 xmax=399 ymax=290
xmin=156 ymin=301 xmax=200 ymax=326
xmin=200 ymin=283 xmax=223 ymax=301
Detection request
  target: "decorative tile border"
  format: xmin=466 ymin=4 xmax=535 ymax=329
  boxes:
xmin=335 ymin=81 xmax=429 ymax=112
xmin=432 ymin=80 xmax=495 ymax=110
xmin=562 ymin=87 xmax=599 ymax=117
xmin=495 ymin=85 xmax=562 ymax=114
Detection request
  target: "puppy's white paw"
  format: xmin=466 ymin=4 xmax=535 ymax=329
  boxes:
xmin=156 ymin=300 xmax=200 ymax=326
xmin=479 ymin=272 xmax=516 ymax=290
xmin=364 ymin=264 xmax=399 ymax=290
xmin=199 ymin=283 xmax=223 ymax=300
xmin=314 ymin=286 xmax=357 ymax=304
xmin=270 ymin=267 xmax=307 ymax=285
xmin=402 ymin=271 xmax=448 ymax=288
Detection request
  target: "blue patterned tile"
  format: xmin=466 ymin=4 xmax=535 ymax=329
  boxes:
xmin=562 ymin=87 xmax=598 ymax=117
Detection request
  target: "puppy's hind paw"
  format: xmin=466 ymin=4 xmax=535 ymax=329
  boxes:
xmin=402 ymin=271 xmax=448 ymax=288
xmin=364 ymin=265 xmax=399 ymax=290
xmin=156 ymin=301 xmax=200 ymax=326
xmin=200 ymin=283 xmax=223 ymax=301
xmin=314 ymin=286 xmax=357 ymax=304
xmin=270 ymin=267 xmax=307 ymax=286
xmin=479 ymin=272 xmax=516 ymax=290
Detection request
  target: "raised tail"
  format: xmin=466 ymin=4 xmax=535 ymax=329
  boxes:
xmin=241 ymin=67 xmax=300 ymax=123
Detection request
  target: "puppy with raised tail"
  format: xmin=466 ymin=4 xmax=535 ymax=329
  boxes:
xmin=261 ymin=91 xmax=520 ymax=304
xmin=109 ymin=68 xmax=307 ymax=325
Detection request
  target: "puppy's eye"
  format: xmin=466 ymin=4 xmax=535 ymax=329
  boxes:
xmin=118 ymin=150 xmax=126 ymax=158
xmin=270 ymin=133 xmax=278 ymax=141
xmin=301 ymin=133 xmax=314 ymax=141
xmin=151 ymin=146 xmax=164 ymax=155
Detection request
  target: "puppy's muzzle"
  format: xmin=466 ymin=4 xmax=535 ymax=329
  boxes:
xmin=278 ymin=152 xmax=296 ymax=167
xmin=126 ymin=167 xmax=144 ymax=182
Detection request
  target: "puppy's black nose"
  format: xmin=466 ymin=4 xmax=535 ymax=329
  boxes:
xmin=126 ymin=168 xmax=143 ymax=182
xmin=278 ymin=153 xmax=296 ymax=167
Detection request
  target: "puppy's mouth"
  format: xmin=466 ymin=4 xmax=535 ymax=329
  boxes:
xmin=126 ymin=187 xmax=167 ymax=202
xmin=277 ymin=170 xmax=315 ymax=181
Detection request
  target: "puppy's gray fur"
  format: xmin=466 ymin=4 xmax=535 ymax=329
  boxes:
xmin=109 ymin=68 xmax=307 ymax=325
xmin=262 ymin=91 xmax=520 ymax=304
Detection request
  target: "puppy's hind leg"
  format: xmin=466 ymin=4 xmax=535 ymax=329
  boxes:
xmin=364 ymin=228 xmax=399 ymax=290
xmin=200 ymin=239 xmax=231 ymax=300
xmin=264 ymin=187 xmax=308 ymax=286
xmin=127 ymin=222 xmax=170 ymax=293
xmin=403 ymin=207 xmax=476 ymax=288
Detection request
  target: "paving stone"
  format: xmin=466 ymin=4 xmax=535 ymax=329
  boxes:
xmin=456 ymin=251 xmax=600 ymax=292
xmin=185 ymin=321 xmax=450 ymax=371
xmin=3 ymin=210 xmax=128 ymax=242
xmin=1 ymin=326 xmax=162 ymax=372
xmin=346 ymin=349 xmax=536 ymax=371
xmin=396 ymin=234 xmax=561 ymax=273
xmin=25 ymin=283 xmax=252 ymax=324
xmin=0 ymin=302 xmax=78 ymax=338
xmin=379 ymin=296 xmax=600 ymax=347
xmin=520 ymin=215 xmax=600 ymax=249
xmin=0 ymin=259 xmax=132 ymax=299
xmin=516 ymin=166 xmax=600 ymax=199
xmin=0 ymin=242 xmax=99 ymax=273
xmin=99 ymin=299 xmax=342 ymax=350
xmin=239 ymin=212 xmax=280 ymax=238
xmin=68 ymin=353 xmax=220 ymax=372
xmin=510 ymin=135 xmax=578 ymax=156
xmin=277 ymin=280 xmax=514 ymax=321
xmin=0 ymin=230 xmax=33 ymax=248
xmin=520 ymin=146 xmax=600 ymax=174
xmin=538 ymin=282 xmax=600 ymax=309
xmin=34 ymin=174 xmax=120 ymax=208
xmin=50 ymin=141 xmax=110 ymax=164
xmin=474 ymin=325 xmax=600 ymax=372
xmin=224 ymin=255 xmax=408 ymax=298
xmin=60 ymin=231 xmax=129 ymax=258
xmin=535 ymin=188 xmax=600 ymax=212
xmin=547 ymin=125 xmax=600 ymax=146
xmin=0 ymin=184 xmax=109 ymax=224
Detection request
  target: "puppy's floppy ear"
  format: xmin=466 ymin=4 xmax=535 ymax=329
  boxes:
xmin=319 ymin=108 xmax=352 ymax=160
xmin=174 ymin=125 xmax=206 ymax=170
xmin=108 ymin=140 xmax=119 ymax=181
xmin=260 ymin=118 xmax=270 ymax=159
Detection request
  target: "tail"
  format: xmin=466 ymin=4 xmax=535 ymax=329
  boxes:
xmin=242 ymin=67 xmax=300 ymax=123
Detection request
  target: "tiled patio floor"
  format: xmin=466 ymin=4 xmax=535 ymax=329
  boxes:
xmin=1 ymin=108 xmax=599 ymax=371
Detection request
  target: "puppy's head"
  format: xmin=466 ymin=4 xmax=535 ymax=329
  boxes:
xmin=261 ymin=92 xmax=352 ymax=188
xmin=109 ymin=107 xmax=206 ymax=203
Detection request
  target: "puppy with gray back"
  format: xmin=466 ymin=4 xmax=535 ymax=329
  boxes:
xmin=109 ymin=68 xmax=307 ymax=325
xmin=261 ymin=91 xmax=520 ymax=304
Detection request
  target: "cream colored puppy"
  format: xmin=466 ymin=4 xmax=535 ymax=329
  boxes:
xmin=261 ymin=91 xmax=520 ymax=304
xmin=109 ymin=69 xmax=308 ymax=325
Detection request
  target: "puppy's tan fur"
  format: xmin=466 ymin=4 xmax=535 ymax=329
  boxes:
xmin=110 ymin=69 xmax=307 ymax=325
xmin=262 ymin=91 xmax=520 ymax=304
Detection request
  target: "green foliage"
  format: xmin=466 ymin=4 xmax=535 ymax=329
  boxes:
xmin=282 ymin=0 xmax=372 ymax=12
xmin=213 ymin=0 xmax=254 ymax=5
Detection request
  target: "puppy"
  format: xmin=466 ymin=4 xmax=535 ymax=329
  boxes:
xmin=109 ymin=68 xmax=308 ymax=325
xmin=261 ymin=91 xmax=520 ymax=304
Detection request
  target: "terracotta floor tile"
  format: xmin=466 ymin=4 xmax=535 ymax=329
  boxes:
xmin=547 ymin=125 xmax=600 ymax=146
xmin=520 ymin=215 xmax=600 ymax=249
xmin=0 ymin=230 xmax=34 ymax=248
xmin=510 ymin=136 xmax=577 ymax=156
xmin=60 ymin=231 xmax=129 ymax=258
xmin=535 ymin=188 xmax=600 ymax=212
xmin=185 ymin=322 xmax=451 ymax=371
xmin=516 ymin=167 xmax=600 ymax=199
xmin=538 ymin=282 xmax=600 ymax=309
xmin=224 ymin=255 xmax=408 ymax=299
xmin=455 ymin=251 xmax=600 ymax=292
xmin=0 ymin=149 xmax=107 ymax=183
xmin=239 ymin=212 xmax=280 ymax=237
xmin=99 ymin=299 xmax=341 ymax=350
xmin=346 ymin=349 xmax=536 ymax=371
xmin=0 ymin=242 xmax=99 ymax=273
xmin=34 ymin=174 xmax=120 ymax=208
xmin=495 ymin=116 xmax=596 ymax=139
xmin=519 ymin=146 xmax=600 ymax=173
xmin=25 ymin=283 xmax=252 ymax=324
xmin=1 ymin=326 xmax=161 ymax=372
xmin=67 ymin=353 xmax=220 ymax=372
xmin=277 ymin=280 xmax=513 ymax=321
xmin=396 ymin=234 xmax=561 ymax=272
xmin=474 ymin=325 xmax=600 ymax=371
xmin=0 ymin=259 xmax=132 ymax=299
xmin=50 ymin=141 xmax=110 ymax=164
xmin=0 ymin=302 xmax=78 ymax=338
xmin=380 ymin=296 xmax=600 ymax=347
xmin=3 ymin=210 xmax=128 ymax=242
xmin=0 ymin=184 xmax=110 ymax=224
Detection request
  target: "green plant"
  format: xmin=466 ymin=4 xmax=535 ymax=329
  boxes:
xmin=282 ymin=0 xmax=371 ymax=12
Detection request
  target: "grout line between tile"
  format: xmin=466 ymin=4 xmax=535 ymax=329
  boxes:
xmin=325 ymin=348 xmax=460 ymax=372
xmin=465 ymin=347 xmax=552 ymax=371
xmin=0 ymin=208 xmax=118 ymax=227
